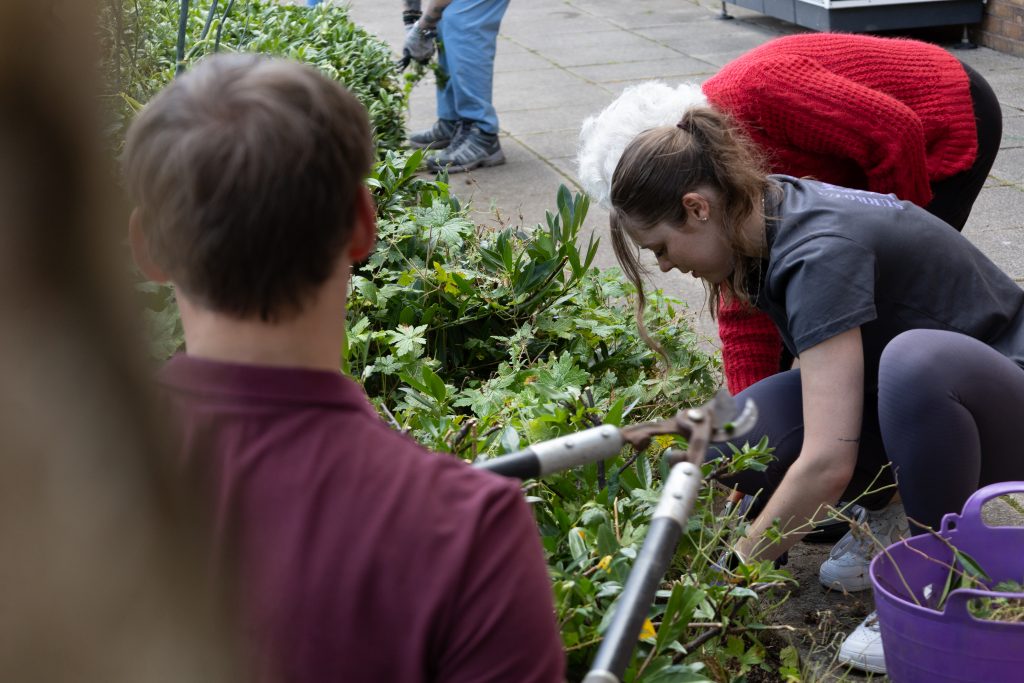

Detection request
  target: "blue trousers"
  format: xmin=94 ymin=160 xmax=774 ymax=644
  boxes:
xmin=711 ymin=330 xmax=1024 ymax=535
xmin=436 ymin=0 xmax=510 ymax=134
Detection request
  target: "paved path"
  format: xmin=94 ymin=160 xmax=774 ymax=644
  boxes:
xmin=350 ymin=0 xmax=1024 ymax=350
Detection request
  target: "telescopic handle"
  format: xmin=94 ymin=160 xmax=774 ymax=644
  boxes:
xmin=583 ymin=459 xmax=703 ymax=683
xmin=475 ymin=425 xmax=625 ymax=479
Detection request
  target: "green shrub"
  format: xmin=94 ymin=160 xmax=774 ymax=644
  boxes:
xmin=103 ymin=0 xmax=407 ymax=151
xmin=359 ymin=152 xmax=795 ymax=682
xmin=352 ymin=150 xmax=719 ymax=454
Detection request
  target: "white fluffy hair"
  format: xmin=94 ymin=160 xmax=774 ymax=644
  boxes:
xmin=577 ymin=81 xmax=708 ymax=209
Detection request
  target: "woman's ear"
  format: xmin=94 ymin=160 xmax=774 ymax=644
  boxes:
xmin=347 ymin=186 xmax=377 ymax=263
xmin=681 ymin=192 xmax=711 ymax=224
xmin=128 ymin=209 xmax=170 ymax=283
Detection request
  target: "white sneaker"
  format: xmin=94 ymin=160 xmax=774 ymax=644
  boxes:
xmin=819 ymin=502 xmax=909 ymax=592
xmin=837 ymin=611 xmax=886 ymax=674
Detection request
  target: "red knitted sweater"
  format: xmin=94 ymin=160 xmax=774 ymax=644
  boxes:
xmin=701 ymin=33 xmax=978 ymax=394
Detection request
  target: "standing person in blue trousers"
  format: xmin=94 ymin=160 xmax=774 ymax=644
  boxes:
xmin=403 ymin=0 xmax=509 ymax=172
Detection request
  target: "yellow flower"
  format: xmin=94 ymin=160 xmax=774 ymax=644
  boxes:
xmin=639 ymin=618 xmax=657 ymax=641
xmin=597 ymin=555 xmax=612 ymax=571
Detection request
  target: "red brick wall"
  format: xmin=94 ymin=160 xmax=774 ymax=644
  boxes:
xmin=977 ymin=0 xmax=1024 ymax=57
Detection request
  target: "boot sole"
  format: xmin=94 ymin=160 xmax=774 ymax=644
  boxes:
xmin=427 ymin=150 xmax=506 ymax=174
xmin=838 ymin=649 xmax=887 ymax=674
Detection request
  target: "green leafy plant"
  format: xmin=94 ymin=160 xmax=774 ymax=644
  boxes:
xmin=968 ymin=580 xmax=1024 ymax=622
xmin=102 ymin=0 xmax=407 ymax=152
xmin=355 ymin=151 xmax=800 ymax=681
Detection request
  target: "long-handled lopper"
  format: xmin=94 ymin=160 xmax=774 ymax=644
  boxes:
xmin=475 ymin=390 xmax=759 ymax=682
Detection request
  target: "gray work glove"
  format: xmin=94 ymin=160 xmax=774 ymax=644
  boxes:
xmin=403 ymin=21 xmax=437 ymax=64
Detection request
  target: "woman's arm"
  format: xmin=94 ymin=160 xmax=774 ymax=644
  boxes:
xmin=735 ymin=327 xmax=864 ymax=561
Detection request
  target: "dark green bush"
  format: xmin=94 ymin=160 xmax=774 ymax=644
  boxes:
xmin=103 ymin=0 xmax=407 ymax=151
xmin=357 ymin=153 xmax=796 ymax=682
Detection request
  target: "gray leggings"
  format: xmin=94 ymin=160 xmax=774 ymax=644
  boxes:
xmin=712 ymin=329 xmax=1024 ymax=534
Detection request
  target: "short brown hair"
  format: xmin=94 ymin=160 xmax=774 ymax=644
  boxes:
xmin=124 ymin=53 xmax=374 ymax=321
xmin=609 ymin=106 xmax=768 ymax=354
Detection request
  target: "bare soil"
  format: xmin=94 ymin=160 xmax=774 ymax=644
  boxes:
xmin=768 ymin=541 xmax=886 ymax=682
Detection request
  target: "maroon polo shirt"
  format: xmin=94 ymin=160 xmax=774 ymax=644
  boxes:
xmin=159 ymin=355 xmax=565 ymax=683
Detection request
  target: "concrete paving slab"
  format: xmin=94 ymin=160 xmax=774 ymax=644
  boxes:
xmin=963 ymin=186 xmax=1024 ymax=232
xmin=508 ymin=27 xmax=655 ymax=52
xmin=1003 ymin=115 xmax=1024 ymax=150
xmin=978 ymin=69 xmax=1024 ymax=110
xmin=635 ymin=24 xmax=785 ymax=53
xmin=688 ymin=48 xmax=760 ymax=68
xmin=567 ymin=56 xmax=717 ymax=83
xmin=499 ymin=12 xmax=613 ymax=37
xmin=547 ymin=154 xmax=582 ymax=186
xmin=981 ymin=496 xmax=1024 ymax=527
xmin=515 ymin=131 xmax=581 ymax=160
xmin=956 ymin=46 xmax=1024 ymax=74
xmin=497 ymin=103 xmax=613 ymax=136
xmin=606 ymin=74 xmax=714 ymax=97
xmin=491 ymin=71 xmax=612 ymax=113
xmin=965 ymin=226 xmax=1024 ymax=278
xmin=533 ymin=39 xmax=693 ymax=69
xmin=493 ymin=41 xmax=557 ymax=73
xmin=569 ymin=0 xmax=717 ymax=30
xmin=991 ymin=146 xmax=1024 ymax=186
xmin=1002 ymin=103 xmax=1024 ymax=119
xmin=983 ymin=175 xmax=1015 ymax=189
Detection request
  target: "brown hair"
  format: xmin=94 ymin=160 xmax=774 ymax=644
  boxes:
xmin=124 ymin=53 xmax=374 ymax=322
xmin=609 ymin=106 xmax=769 ymax=355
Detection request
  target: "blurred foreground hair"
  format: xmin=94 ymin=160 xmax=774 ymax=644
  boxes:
xmin=0 ymin=3 xmax=243 ymax=681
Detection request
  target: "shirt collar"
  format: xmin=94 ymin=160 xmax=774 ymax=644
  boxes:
xmin=158 ymin=354 xmax=377 ymax=415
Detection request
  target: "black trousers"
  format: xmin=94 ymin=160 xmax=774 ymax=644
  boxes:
xmin=715 ymin=331 xmax=1024 ymax=535
xmin=924 ymin=60 xmax=1003 ymax=231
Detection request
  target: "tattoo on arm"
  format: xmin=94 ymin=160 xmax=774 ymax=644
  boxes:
xmin=838 ymin=437 xmax=860 ymax=444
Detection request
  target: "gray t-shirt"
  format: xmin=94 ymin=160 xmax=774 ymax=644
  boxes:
xmin=754 ymin=176 xmax=1024 ymax=386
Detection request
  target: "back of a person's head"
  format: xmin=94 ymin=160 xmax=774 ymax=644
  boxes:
xmin=124 ymin=53 xmax=374 ymax=321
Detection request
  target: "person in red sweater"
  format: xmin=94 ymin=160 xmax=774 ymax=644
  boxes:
xmin=577 ymin=33 xmax=1002 ymax=673
xmin=578 ymin=32 xmax=1001 ymax=395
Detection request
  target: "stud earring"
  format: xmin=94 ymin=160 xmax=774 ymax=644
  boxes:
xmin=699 ymin=216 xmax=709 ymax=222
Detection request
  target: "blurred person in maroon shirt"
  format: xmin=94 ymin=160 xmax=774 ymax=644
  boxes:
xmin=124 ymin=53 xmax=565 ymax=683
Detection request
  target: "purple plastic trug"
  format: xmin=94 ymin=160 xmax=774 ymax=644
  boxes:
xmin=870 ymin=482 xmax=1024 ymax=683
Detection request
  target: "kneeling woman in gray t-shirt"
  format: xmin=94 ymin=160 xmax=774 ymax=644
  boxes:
xmin=607 ymin=106 xmax=1024 ymax=674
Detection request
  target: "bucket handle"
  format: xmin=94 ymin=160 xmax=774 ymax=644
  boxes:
xmin=941 ymin=481 xmax=1024 ymax=535
xmin=944 ymin=586 xmax=1024 ymax=623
